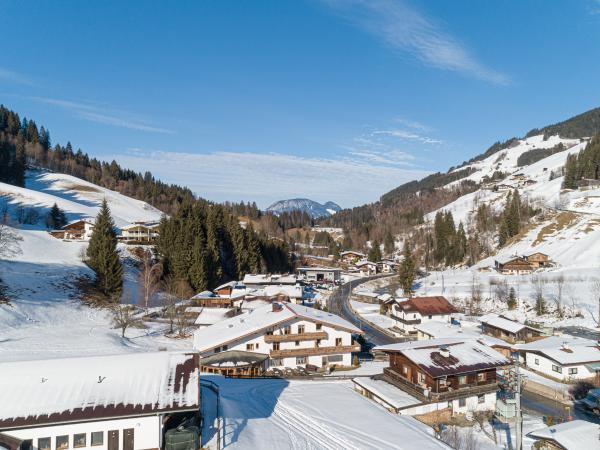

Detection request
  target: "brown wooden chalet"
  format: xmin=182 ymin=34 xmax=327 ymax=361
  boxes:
xmin=214 ymin=281 xmax=238 ymax=297
xmin=524 ymin=252 xmax=552 ymax=269
xmin=190 ymin=290 xmax=240 ymax=308
xmin=495 ymin=257 xmax=533 ymax=274
xmin=376 ymin=339 xmax=510 ymax=403
xmin=479 ymin=314 xmax=544 ymax=344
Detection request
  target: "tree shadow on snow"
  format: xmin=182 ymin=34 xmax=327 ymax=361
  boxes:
xmin=200 ymin=374 xmax=289 ymax=448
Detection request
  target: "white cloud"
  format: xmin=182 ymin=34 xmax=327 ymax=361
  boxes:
xmin=322 ymin=0 xmax=510 ymax=85
xmin=108 ymin=148 xmax=430 ymax=208
xmin=373 ymin=129 xmax=443 ymax=145
xmin=0 ymin=67 xmax=34 ymax=86
xmin=24 ymin=95 xmax=173 ymax=134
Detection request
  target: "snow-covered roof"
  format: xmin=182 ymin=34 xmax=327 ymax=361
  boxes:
xmin=243 ymin=274 xmax=297 ymax=285
xmin=297 ymin=266 xmax=342 ymax=273
xmin=479 ymin=313 xmax=535 ymax=334
xmin=263 ymin=284 xmax=303 ymax=298
xmin=64 ymin=217 xmax=95 ymax=227
xmin=395 ymin=296 xmax=458 ymax=316
xmin=514 ymin=335 xmax=600 ymax=365
xmin=192 ymin=290 xmax=216 ymax=299
xmin=355 ymin=260 xmax=377 ymax=267
xmin=376 ymin=339 xmax=510 ymax=377
xmin=341 ymin=251 xmax=365 ymax=257
xmin=194 ymin=307 xmax=236 ymax=325
xmin=0 ymin=352 xmax=198 ymax=429
xmin=215 ymin=281 xmax=238 ymax=291
xmin=193 ymin=303 xmax=362 ymax=352
xmin=121 ymin=221 xmax=160 ymax=230
xmin=527 ymin=420 xmax=600 ymax=449
xmin=352 ymin=377 xmax=421 ymax=410
xmin=415 ymin=322 xmax=511 ymax=348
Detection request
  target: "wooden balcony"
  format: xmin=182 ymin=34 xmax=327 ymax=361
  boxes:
xmin=264 ymin=331 xmax=328 ymax=343
xmin=383 ymin=367 xmax=498 ymax=402
xmin=389 ymin=314 xmax=421 ymax=325
xmin=270 ymin=344 xmax=361 ymax=358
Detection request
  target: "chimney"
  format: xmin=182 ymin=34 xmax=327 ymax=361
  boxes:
xmin=439 ymin=346 xmax=450 ymax=358
xmin=272 ymin=303 xmax=283 ymax=313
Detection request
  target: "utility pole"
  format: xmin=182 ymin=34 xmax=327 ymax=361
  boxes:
xmin=515 ymin=362 xmax=523 ymax=450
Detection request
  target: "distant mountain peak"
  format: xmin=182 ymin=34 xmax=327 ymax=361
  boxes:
xmin=266 ymin=198 xmax=341 ymax=219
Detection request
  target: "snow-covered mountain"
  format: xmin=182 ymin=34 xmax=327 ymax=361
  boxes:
xmin=266 ymin=198 xmax=341 ymax=218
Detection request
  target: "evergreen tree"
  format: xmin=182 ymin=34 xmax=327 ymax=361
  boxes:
xmin=383 ymin=231 xmax=395 ymax=255
xmin=46 ymin=202 xmax=67 ymax=229
xmin=562 ymin=153 xmax=578 ymax=189
xmin=399 ymin=241 xmax=416 ymax=296
xmin=507 ymin=287 xmax=517 ymax=310
xmin=86 ymin=199 xmax=123 ymax=299
xmin=368 ymin=240 xmax=382 ymax=262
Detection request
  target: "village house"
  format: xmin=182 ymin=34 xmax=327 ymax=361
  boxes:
xmin=340 ymin=250 xmax=365 ymax=264
xmin=527 ymin=420 xmax=600 ymax=450
xmin=514 ymin=335 xmax=600 ymax=382
xmin=577 ymin=178 xmax=600 ymax=190
xmin=495 ymin=257 xmax=534 ymax=275
xmin=297 ymin=266 xmax=342 ymax=284
xmin=189 ymin=290 xmax=244 ymax=308
xmin=378 ymin=259 xmax=399 ymax=273
xmin=242 ymin=273 xmax=298 ymax=288
xmin=524 ymin=252 xmax=552 ymax=268
xmin=479 ymin=313 xmax=544 ymax=344
xmin=387 ymin=296 xmax=458 ymax=335
xmin=49 ymin=218 xmax=95 ymax=240
xmin=119 ymin=221 xmax=160 ymax=243
xmin=193 ymin=302 xmax=362 ymax=370
xmin=355 ymin=260 xmax=378 ymax=276
xmin=366 ymin=338 xmax=510 ymax=415
xmin=0 ymin=352 xmax=200 ymax=450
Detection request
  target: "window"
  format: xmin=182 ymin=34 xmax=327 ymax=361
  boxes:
xmin=246 ymin=343 xmax=255 ymax=351
xmin=552 ymin=365 xmax=563 ymax=374
xmin=91 ymin=432 xmax=104 ymax=446
xmin=534 ymin=358 xmax=539 ymax=365
xmin=428 ymin=315 xmax=432 ymax=319
xmin=266 ymin=330 xmax=273 ymax=336
xmin=316 ymin=339 xmax=321 ymax=347
xmin=38 ymin=438 xmax=51 ymax=450
xmin=222 ymin=344 xmax=228 ymax=351
xmin=298 ymin=325 xmax=305 ymax=334
xmin=335 ymin=337 xmax=342 ymax=346
xmin=438 ymin=378 xmax=447 ymax=387
xmin=568 ymin=367 xmax=578 ymax=375
xmin=458 ymin=397 xmax=466 ymax=407
xmin=56 ymin=436 xmax=69 ymax=450
xmin=271 ymin=358 xmax=283 ymax=366
xmin=478 ymin=394 xmax=485 ymax=404
xmin=19 ymin=441 xmax=32 ymax=450
xmin=316 ymin=323 xmax=322 ymax=330
xmin=402 ymin=366 xmax=408 ymax=375
xmin=284 ymin=325 xmax=291 ymax=335
xmin=272 ymin=342 xmax=280 ymax=351
xmin=295 ymin=341 xmax=300 ymax=346
xmin=296 ymin=356 xmax=306 ymax=365
xmin=458 ymin=375 xmax=467 ymax=385
xmin=418 ymin=372 xmax=426 ymax=383
xmin=73 ymin=434 xmax=86 ymax=448
xmin=477 ymin=373 xmax=486 ymax=382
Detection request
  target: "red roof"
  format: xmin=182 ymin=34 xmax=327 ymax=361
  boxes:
xmin=398 ymin=296 xmax=458 ymax=316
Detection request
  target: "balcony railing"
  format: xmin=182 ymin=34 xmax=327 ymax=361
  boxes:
xmin=264 ymin=331 xmax=328 ymax=343
xmin=270 ymin=344 xmax=360 ymax=358
xmin=389 ymin=314 xmax=421 ymax=325
xmin=383 ymin=367 xmax=498 ymax=402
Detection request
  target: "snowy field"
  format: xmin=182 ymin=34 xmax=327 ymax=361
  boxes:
xmin=201 ymin=376 xmax=451 ymax=450
xmin=0 ymin=170 xmax=191 ymax=362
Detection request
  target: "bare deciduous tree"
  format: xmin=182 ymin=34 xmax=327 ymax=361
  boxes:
xmin=555 ymin=274 xmax=565 ymax=318
xmin=0 ymin=216 xmax=22 ymax=259
xmin=111 ymin=298 xmax=144 ymax=338
xmin=138 ymin=249 xmax=163 ymax=312
xmin=163 ymin=277 xmax=193 ymax=335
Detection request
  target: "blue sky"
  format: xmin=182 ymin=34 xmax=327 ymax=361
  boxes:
xmin=2 ymin=0 xmax=600 ymax=208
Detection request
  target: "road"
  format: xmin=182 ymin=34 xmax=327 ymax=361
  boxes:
xmin=559 ymin=326 xmax=600 ymax=341
xmin=327 ymin=274 xmax=401 ymax=346
xmin=521 ymin=390 xmax=600 ymax=424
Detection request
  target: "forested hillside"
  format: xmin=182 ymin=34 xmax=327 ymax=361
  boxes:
xmin=0 ymin=105 xmax=291 ymax=286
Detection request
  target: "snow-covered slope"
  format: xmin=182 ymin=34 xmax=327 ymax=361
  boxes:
xmin=266 ymin=198 xmax=341 ymax=218
xmin=0 ymin=170 xmax=187 ymax=362
xmin=418 ymin=135 xmax=600 ymax=326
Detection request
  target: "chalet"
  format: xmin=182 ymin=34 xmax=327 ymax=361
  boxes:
xmin=120 ymin=221 xmax=160 ymax=242
xmin=355 ymin=260 xmax=378 ymax=276
xmin=387 ymin=296 xmax=458 ymax=334
xmin=527 ymin=420 xmax=600 ymax=450
xmin=479 ymin=313 xmax=544 ymax=344
xmin=495 ymin=257 xmax=533 ymax=275
xmin=193 ymin=302 xmax=362 ymax=369
xmin=524 ymin=252 xmax=552 ymax=268
xmin=511 ymin=173 xmax=526 ymax=181
xmin=373 ymin=338 xmax=510 ymax=415
xmin=0 ymin=352 xmax=200 ymax=450
xmin=577 ymin=178 xmax=600 ymax=190
xmin=378 ymin=260 xmax=399 ymax=273
xmin=514 ymin=335 xmax=600 ymax=382
xmin=353 ymin=290 xmax=381 ymax=304
xmin=50 ymin=218 xmax=95 ymax=240
xmin=495 ymin=184 xmax=513 ymax=191
xmin=523 ymin=179 xmax=537 ymax=186
xmin=190 ymin=290 xmax=243 ymax=308
xmin=297 ymin=267 xmax=342 ymax=284
xmin=340 ymin=251 xmax=365 ymax=264
xmin=242 ymin=273 xmax=298 ymax=287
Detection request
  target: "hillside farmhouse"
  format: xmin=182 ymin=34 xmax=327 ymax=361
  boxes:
xmin=355 ymin=260 xmax=378 ymax=276
xmin=479 ymin=313 xmax=544 ymax=344
xmin=0 ymin=352 xmax=200 ymax=450
xmin=193 ymin=302 xmax=362 ymax=371
xmin=340 ymin=251 xmax=365 ymax=264
xmin=120 ymin=221 xmax=160 ymax=243
xmin=514 ymin=335 xmax=600 ymax=382
xmin=367 ymin=339 xmax=510 ymax=415
xmin=49 ymin=218 xmax=95 ymax=240
xmin=378 ymin=260 xmax=399 ymax=273
xmin=386 ymin=296 xmax=458 ymax=334
xmin=495 ymin=252 xmax=553 ymax=274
